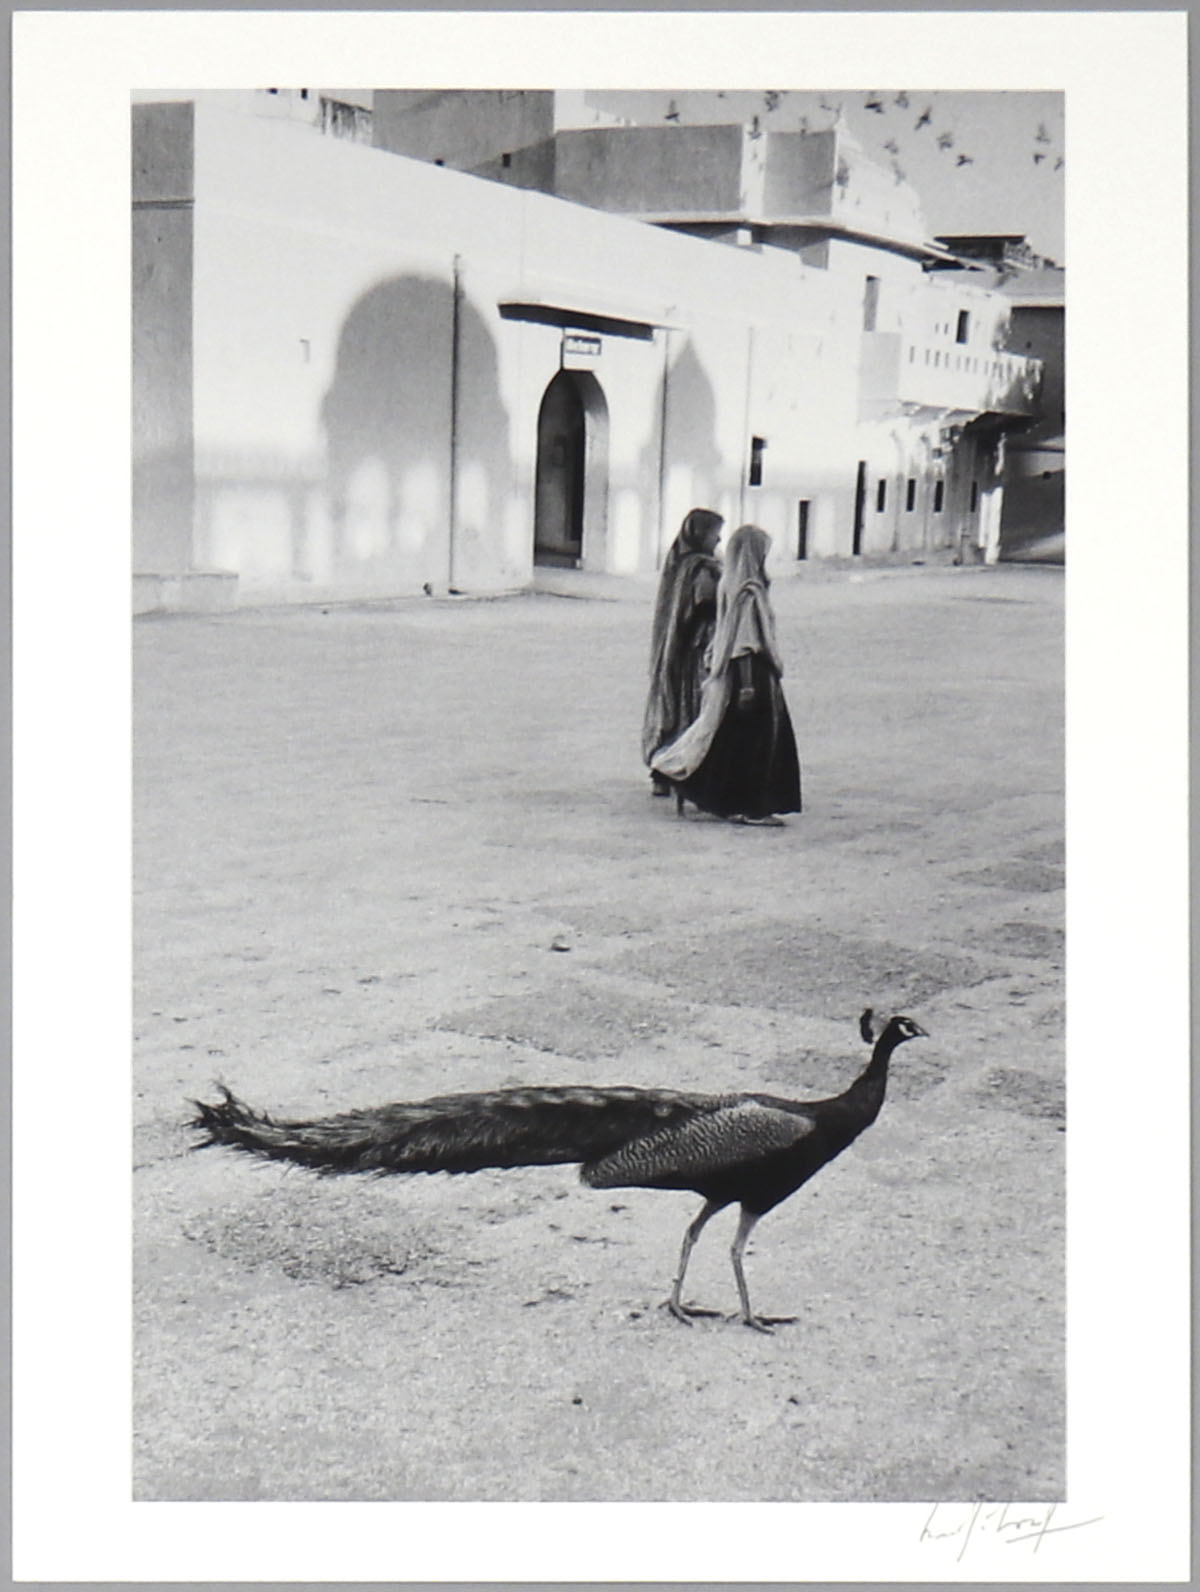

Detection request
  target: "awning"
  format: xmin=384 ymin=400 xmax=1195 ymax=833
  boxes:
xmin=498 ymin=278 xmax=687 ymax=336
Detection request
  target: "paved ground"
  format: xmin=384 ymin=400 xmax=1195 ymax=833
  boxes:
xmin=133 ymin=558 xmax=1064 ymax=1502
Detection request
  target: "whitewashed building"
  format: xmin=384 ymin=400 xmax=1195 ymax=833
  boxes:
xmin=133 ymin=90 xmax=1042 ymax=611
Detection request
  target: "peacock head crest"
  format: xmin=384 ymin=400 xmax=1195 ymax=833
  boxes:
xmin=859 ymin=1008 xmax=928 ymax=1045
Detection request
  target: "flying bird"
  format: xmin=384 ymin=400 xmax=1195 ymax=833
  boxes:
xmin=1035 ymin=121 xmax=1051 ymax=144
xmin=956 ymin=153 xmax=974 ymax=167
xmin=763 ymin=90 xmax=781 ymax=113
xmin=893 ymin=91 xmax=910 ymax=109
xmin=914 ymin=105 xmax=933 ymax=130
xmin=883 ymin=138 xmax=900 ymax=155
xmin=191 ymin=1010 xmax=929 ymax=1333
xmin=864 ymin=97 xmax=885 ymax=114
xmin=1053 ymin=155 xmax=1064 ymax=171
xmin=664 ymin=100 xmax=680 ymax=122
xmin=1033 ymin=152 xmax=1045 ymax=164
xmin=936 ymin=132 xmax=954 ymax=151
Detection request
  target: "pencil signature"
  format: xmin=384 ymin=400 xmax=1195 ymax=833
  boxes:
xmin=919 ymin=1502 xmax=1104 ymax=1560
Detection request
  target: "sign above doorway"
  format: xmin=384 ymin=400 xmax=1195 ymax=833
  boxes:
xmin=562 ymin=332 xmax=602 ymax=370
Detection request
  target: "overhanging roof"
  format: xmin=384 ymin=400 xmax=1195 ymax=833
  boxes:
xmin=497 ymin=277 xmax=687 ymax=335
xmin=633 ymin=213 xmax=979 ymax=268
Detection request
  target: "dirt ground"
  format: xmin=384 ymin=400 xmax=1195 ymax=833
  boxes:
xmin=133 ymin=559 xmax=1064 ymax=1503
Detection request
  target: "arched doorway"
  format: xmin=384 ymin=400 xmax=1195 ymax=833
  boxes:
xmin=533 ymin=370 xmax=608 ymax=568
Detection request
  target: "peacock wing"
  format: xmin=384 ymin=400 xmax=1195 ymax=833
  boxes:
xmin=581 ymin=1099 xmax=815 ymax=1189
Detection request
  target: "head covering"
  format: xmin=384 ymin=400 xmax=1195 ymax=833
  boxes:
xmin=647 ymin=509 xmax=724 ymax=672
xmin=707 ymin=525 xmax=784 ymax=679
xmin=642 ymin=509 xmax=724 ymax=762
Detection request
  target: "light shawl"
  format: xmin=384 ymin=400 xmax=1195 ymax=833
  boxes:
xmin=651 ymin=524 xmax=783 ymax=782
xmin=641 ymin=508 xmax=724 ymax=763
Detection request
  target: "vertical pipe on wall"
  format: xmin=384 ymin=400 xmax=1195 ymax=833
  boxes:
xmin=739 ymin=323 xmax=755 ymax=525
xmin=447 ymin=253 xmax=463 ymax=592
xmin=655 ymin=328 xmax=671 ymax=568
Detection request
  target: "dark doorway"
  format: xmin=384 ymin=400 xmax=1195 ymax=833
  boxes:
xmin=852 ymin=460 xmax=867 ymax=555
xmin=534 ymin=369 xmax=609 ymax=568
xmin=534 ymin=372 xmax=585 ymax=566
xmin=797 ymin=498 xmax=810 ymax=560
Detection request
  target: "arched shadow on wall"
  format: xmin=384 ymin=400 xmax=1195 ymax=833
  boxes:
xmin=320 ymin=274 xmax=514 ymax=588
xmin=638 ymin=337 xmax=724 ymax=570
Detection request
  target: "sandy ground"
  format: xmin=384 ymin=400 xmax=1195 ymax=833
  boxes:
xmin=133 ymin=559 xmax=1064 ymax=1502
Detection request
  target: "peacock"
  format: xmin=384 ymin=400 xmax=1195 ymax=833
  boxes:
xmin=191 ymin=1008 xmax=927 ymax=1332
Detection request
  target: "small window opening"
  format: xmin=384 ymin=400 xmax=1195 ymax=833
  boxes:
xmin=501 ymin=151 xmax=512 ymax=168
xmin=797 ymin=499 xmax=810 ymax=560
xmin=863 ymin=275 xmax=880 ymax=332
xmin=933 ymin=479 xmax=945 ymax=513
xmin=875 ymin=478 xmax=887 ymax=512
xmin=748 ymin=437 xmax=766 ymax=487
xmin=905 ymin=478 xmax=916 ymax=512
xmin=956 ymin=310 xmax=970 ymax=344
xmin=970 ymin=481 xmax=979 ymax=512
xmin=434 ymin=158 xmax=445 ymax=167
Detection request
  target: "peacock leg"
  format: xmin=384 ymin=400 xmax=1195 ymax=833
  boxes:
xmin=667 ymin=1198 xmax=724 ymax=1323
xmin=731 ymin=1207 xmax=796 ymax=1333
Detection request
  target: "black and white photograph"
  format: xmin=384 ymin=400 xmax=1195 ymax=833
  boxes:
xmin=11 ymin=8 xmax=1191 ymax=1585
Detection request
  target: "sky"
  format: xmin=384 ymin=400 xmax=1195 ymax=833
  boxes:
xmin=581 ymin=91 xmax=1066 ymax=264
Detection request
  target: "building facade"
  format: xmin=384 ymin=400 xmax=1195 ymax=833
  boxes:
xmin=932 ymin=235 xmax=1064 ymax=563
xmin=132 ymin=91 xmax=1044 ymax=611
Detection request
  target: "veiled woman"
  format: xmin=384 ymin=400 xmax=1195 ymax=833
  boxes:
xmin=641 ymin=508 xmax=724 ymax=795
xmin=651 ymin=524 xmax=801 ymax=825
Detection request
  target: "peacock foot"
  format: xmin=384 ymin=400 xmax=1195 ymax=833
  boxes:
xmin=740 ymin=1312 xmax=797 ymax=1334
xmin=666 ymin=1298 xmax=722 ymax=1324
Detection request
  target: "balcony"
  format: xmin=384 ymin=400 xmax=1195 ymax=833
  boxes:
xmin=860 ymin=331 xmax=1042 ymax=422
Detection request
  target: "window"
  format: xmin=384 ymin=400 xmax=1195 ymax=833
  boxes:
xmin=748 ymin=437 xmax=766 ymax=487
xmin=863 ymin=275 xmax=880 ymax=332
xmin=501 ymin=151 xmax=512 ymax=168
xmin=956 ymin=309 xmax=970 ymax=344
xmin=970 ymin=481 xmax=979 ymax=512
xmin=933 ymin=479 xmax=945 ymax=513
xmin=797 ymin=500 xmax=811 ymax=560
xmin=876 ymin=478 xmax=887 ymax=512
xmin=905 ymin=478 xmax=916 ymax=512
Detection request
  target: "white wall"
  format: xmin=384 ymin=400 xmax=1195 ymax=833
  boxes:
xmin=136 ymin=94 xmax=1031 ymax=601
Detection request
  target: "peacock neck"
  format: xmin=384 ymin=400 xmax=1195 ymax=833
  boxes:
xmin=844 ymin=1035 xmax=898 ymax=1123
